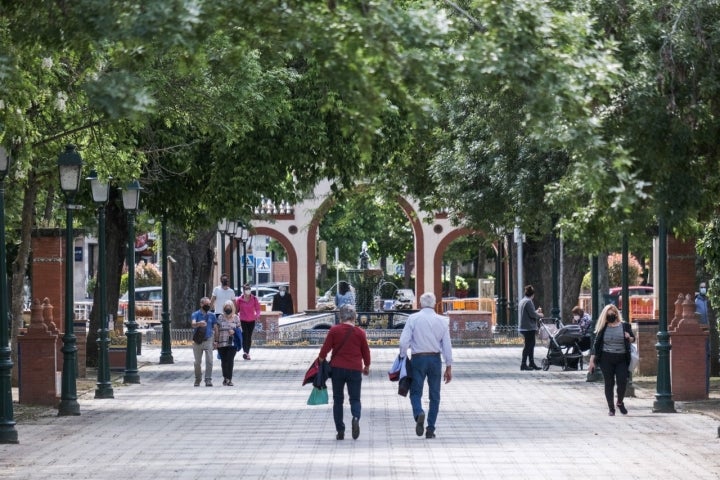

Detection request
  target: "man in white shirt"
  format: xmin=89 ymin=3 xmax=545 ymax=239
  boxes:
xmin=210 ymin=274 xmax=235 ymax=312
xmin=398 ymin=292 xmax=453 ymax=439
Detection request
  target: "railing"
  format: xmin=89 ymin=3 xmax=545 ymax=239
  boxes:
xmin=74 ymin=300 xmax=162 ymax=327
xmin=577 ymin=294 xmax=656 ymax=322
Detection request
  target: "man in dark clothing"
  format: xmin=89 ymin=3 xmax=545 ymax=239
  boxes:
xmin=271 ymin=285 xmax=294 ymax=316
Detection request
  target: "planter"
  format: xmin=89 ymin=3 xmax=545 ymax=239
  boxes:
xmin=108 ymin=347 xmax=127 ymax=371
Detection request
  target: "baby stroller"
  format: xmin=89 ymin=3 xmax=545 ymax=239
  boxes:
xmin=539 ymin=319 xmax=588 ymax=371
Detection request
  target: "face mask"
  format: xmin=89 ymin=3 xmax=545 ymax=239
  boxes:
xmin=279 ymin=291 xmax=285 ymax=297
xmin=224 ymin=308 xmax=232 ymax=314
xmin=607 ymin=314 xmax=617 ymax=322
xmin=221 ymin=279 xmax=228 ymax=286
xmin=573 ymin=315 xmax=580 ymax=321
xmin=244 ymin=289 xmax=251 ymax=294
xmin=202 ymin=304 xmax=210 ymax=312
xmin=700 ymin=287 xmax=707 ymax=295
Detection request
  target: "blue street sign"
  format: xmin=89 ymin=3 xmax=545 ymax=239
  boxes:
xmin=256 ymin=256 xmax=271 ymax=274
xmin=243 ymin=254 xmax=255 ymax=268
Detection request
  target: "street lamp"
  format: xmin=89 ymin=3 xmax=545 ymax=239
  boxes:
xmin=227 ymin=220 xmax=237 ymax=289
xmin=159 ymin=217 xmax=174 ymax=364
xmin=218 ymin=219 xmax=228 ymax=278
xmin=0 ymin=146 xmax=18 ymax=442
xmin=240 ymin=227 xmax=250 ymax=287
xmin=121 ymin=180 xmax=142 ymax=384
xmin=57 ymin=144 xmax=83 ymax=416
xmin=87 ymin=171 xmax=113 ymax=399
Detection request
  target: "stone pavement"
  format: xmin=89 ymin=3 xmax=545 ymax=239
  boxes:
xmin=2 ymin=345 xmax=720 ymax=480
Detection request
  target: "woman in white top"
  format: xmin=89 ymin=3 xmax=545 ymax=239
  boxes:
xmin=214 ymin=300 xmax=240 ymax=386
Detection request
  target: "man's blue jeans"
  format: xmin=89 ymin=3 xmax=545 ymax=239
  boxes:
xmin=409 ymin=354 xmax=442 ymax=431
xmin=330 ymin=367 xmax=362 ymax=433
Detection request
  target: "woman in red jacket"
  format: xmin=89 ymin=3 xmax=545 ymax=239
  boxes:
xmin=318 ymin=304 xmax=371 ymax=440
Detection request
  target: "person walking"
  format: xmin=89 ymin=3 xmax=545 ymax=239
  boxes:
xmin=271 ymin=285 xmax=294 ymax=316
xmin=235 ymin=283 xmax=261 ymax=360
xmin=398 ymin=292 xmax=453 ymax=439
xmin=318 ymin=304 xmax=371 ymax=440
xmin=518 ymin=285 xmax=543 ymax=371
xmin=215 ymin=300 xmax=241 ymax=386
xmin=191 ymin=297 xmax=218 ymax=387
xmin=210 ymin=273 xmax=235 ymax=312
xmin=588 ymin=304 xmax=635 ymax=416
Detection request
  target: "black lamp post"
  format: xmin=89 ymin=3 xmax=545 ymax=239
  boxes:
xmin=218 ymin=219 xmax=228 ymax=278
xmin=0 ymin=146 xmax=18 ymax=442
xmin=240 ymin=227 xmax=250 ymax=287
xmin=227 ymin=220 xmax=237 ymax=289
xmin=235 ymin=224 xmax=245 ymax=288
xmin=654 ymin=217 xmax=675 ymax=412
xmin=58 ymin=144 xmax=83 ymax=416
xmin=159 ymin=217 xmax=173 ymax=364
xmin=88 ymin=171 xmax=113 ymax=399
xmin=121 ymin=180 xmax=142 ymax=384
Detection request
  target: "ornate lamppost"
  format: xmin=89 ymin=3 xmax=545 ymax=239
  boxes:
xmin=654 ymin=217 xmax=675 ymax=412
xmin=57 ymin=144 xmax=83 ymax=416
xmin=121 ymin=180 xmax=142 ymax=384
xmin=240 ymin=227 xmax=250 ymax=287
xmin=88 ymin=171 xmax=113 ymax=399
xmin=217 ymin=219 xmax=228 ymax=277
xmin=159 ymin=217 xmax=173 ymax=364
xmin=0 ymin=146 xmax=18 ymax=442
xmin=227 ymin=220 xmax=237 ymax=289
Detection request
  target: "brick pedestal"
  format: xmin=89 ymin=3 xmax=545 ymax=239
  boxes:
xmin=634 ymin=318 xmax=659 ymax=376
xmin=18 ymin=299 xmax=58 ymax=406
xmin=446 ymin=310 xmax=493 ymax=342
xmin=670 ymin=294 xmax=709 ymax=401
xmin=258 ymin=311 xmax=282 ymax=344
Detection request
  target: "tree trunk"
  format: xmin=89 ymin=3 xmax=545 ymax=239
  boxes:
xmin=86 ymin=192 xmax=128 ymax=367
xmin=167 ymin=224 xmax=216 ymax=328
xmin=9 ymin=170 xmax=40 ymax=385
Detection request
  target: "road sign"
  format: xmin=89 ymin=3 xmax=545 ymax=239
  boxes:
xmin=243 ymin=254 xmax=254 ymax=268
xmin=256 ymin=256 xmax=271 ymax=274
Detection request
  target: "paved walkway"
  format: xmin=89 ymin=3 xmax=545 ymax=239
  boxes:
xmin=2 ymin=345 xmax=720 ymax=479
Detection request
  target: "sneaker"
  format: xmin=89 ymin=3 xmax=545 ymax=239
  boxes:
xmin=608 ymin=409 xmax=615 ymax=416
xmin=425 ymin=429 xmax=436 ymax=439
xmin=415 ymin=413 xmax=425 ymax=437
xmin=222 ymin=379 xmax=228 ymax=386
xmin=616 ymin=402 xmax=628 ymax=415
xmin=351 ymin=417 xmax=360 ymax=440
xmin=205 ymin=380 xmax=213 ymax=387
xmin=243 ymin=353 xmax=251 ymax=360
xmin=194 ymin=380 xmax=200 ymax=387
xmin=227 ymin=381 xmax=234 ymax=386
xmin=336 ymin=431 xmax=344 ymax=440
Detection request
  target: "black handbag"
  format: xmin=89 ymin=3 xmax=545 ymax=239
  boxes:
xmin=193 ymin=326 xmax=207 ymax=344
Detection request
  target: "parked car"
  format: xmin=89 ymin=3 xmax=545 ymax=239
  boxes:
xmin=607 ymin=285 xmax=654 ymax=311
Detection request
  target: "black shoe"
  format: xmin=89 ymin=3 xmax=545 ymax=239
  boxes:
xmin=222 ymin=378 xmax=228 ymax=386
xmin=530 ymin=364 xmax=542 ymax=370
xmin=415 ymin=413 xmax=425 ymax=437
xmin=426 ymin=430 xmax=436 ymax=439
xmin=336 ymin=431 xmax=344 ymax=440
xmin=194 ymin=380 xmax=200 ymax=387
xmin=608 ymin=409 xmax=616 ymax=416
xmin=226 ymin=381 xmax=234 ymax=387
xmin=520 ymin=365 xmax=530 ymax=371
xmin=351 ymin=417 xmax=360 ymax=440
xmin=616 ymin=402 xmax=628 ymax=415
xmin=205 ymin=380 xmax=213 ymax=387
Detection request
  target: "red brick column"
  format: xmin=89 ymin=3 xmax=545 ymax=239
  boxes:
xmin=446 ymin=310 xmax=493 ymax=342
xmin=18 ymin=299 xmax=58 ymax=406
xmin=258 ymin=311 xmax=282 ymax=344
xmin=634 ymin=318 xmax=658 ymax=376
xmin=666 ymin=235 xmax=696 ymax=318
xmin=670 ymin=294 xmax=709 ymax=401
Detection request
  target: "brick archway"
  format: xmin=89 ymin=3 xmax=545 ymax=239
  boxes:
xmin=247 ymin=226 xmax=299 ymax=313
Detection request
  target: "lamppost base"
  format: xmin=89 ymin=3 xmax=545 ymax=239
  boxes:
xmin=94 ymin=386 xmax=114 ymax=399
xmin=57 ymin=400 xmax=81 ymax=416
xmin=159 ymin=354 xmax=174 ymax=364
xmin=123 ymin=373 xmax=140 ymax=384
xmin=652 ymin=399 xmax=676 ymax=413
xmin=0 ymin=425 xmax=19 ymax=444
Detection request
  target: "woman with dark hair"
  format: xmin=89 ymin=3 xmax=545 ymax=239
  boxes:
xmin=335 ymin=281 xmax=355 ymax=309
xmin=588 ymin=304 xmax=635 ymax=416
xmin=518 ymin=285 xmax=543 ymax=370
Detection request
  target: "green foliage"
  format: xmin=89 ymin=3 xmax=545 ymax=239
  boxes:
xmin=455 ymin=275 xmax=469 ymax=291
xmin=120 ymin=262 xmax=162 ymax=294
xmin=606 ymin=253 xmax=642 ymax=287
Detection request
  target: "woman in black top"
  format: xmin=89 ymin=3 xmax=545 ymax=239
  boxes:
xmin=588 ymin=304 xmax=635 ymax=416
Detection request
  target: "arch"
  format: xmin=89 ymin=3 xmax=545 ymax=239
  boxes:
xmin=305 ymin=190 xmax=425 ymax=309
xmin=432 ymin=227 xmax=480 ymax=302
xmin=248 ymin=226 xmax=299 ymax=314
